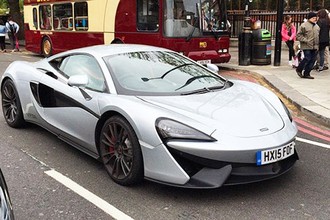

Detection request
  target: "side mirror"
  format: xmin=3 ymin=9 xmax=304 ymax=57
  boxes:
xmin=68 ymin=75 xmax=88 ymax=88
xmin=206 ymin=63 xmax=219 ymax=73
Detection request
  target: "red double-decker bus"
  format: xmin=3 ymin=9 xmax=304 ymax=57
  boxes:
xmin=24 ymin=0 xmax=231 ymax=64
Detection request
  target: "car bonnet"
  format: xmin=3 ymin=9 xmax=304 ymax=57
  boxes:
xmin=139 ymin=83 xmax=285 ymax=138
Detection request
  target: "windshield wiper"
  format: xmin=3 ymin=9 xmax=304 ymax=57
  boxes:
xmin=179 ymin=79 xmax=228 ymax=95
xmin=210 ymin=29 xmax=220 ymax=40
xmin=186 ymin=15 xmax=200 ymax=42
xmin=186 ymin=26 xmax=197 ymax=42
xmin=180 ymin=87 xmax=212 ymax=95
xmin=176 ymin=75 xmax=218 ymax=91
xmin=180 ymin=84 xmax=226 ymax=95
xmin=141 ymin=63 xmax=194 ymax=82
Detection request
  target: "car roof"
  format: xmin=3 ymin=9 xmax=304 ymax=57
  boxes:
xmin=54 ymin=44 xmax=173 ymax=58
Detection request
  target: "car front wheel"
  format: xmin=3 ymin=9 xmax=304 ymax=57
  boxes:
xmin=99 ymin=116 xmax=143 ymax=186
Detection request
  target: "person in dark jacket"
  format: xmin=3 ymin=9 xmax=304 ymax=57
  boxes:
xmin=316 ymin=9 xmax=330 ymax=71
xmin=296 ymin=12 xmax=320 ymax=79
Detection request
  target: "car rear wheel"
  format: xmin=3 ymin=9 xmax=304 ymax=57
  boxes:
xmin=1 ymin=79 xmax=25 ymax=128
xmin=42 ymin=37 xmax=52 ymax=57
xmin=99 ymin=116 xmax=143 ymax=186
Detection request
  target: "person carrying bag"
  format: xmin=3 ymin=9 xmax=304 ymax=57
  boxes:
xmin=5 ymin=16 xmax=20 ymax=52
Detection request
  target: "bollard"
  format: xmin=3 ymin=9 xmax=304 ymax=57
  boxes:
xmin=238 ymin=29 xmax=252 ymax=66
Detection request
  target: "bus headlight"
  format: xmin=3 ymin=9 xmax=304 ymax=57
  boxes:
xmin=218 ymin=49 xmax=228 ymax=53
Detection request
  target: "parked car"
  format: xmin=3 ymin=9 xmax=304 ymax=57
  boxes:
xmin=1 ymin=44 xmax=299 ymax=188
xmin=0 ymin=169 xmax=14 ymax=220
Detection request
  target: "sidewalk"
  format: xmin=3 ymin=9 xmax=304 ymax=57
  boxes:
xmin=220 ymin=46 xmax=330 ymax=128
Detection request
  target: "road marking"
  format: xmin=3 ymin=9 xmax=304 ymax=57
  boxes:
xmin=45 ymin=169 xmax=134 ymax=220
xmin=293 ymin=117 xmax=330 ymax=142
xmin=296 ymin=137 xmax=330 ymax=149
xmin=294 ymin=117 xmax=330 ymax=136
xmin=297 ymin=126 xmax=330 ymax=142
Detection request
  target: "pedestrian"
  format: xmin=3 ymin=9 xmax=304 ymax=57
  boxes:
xmin=5 ymin=16 xmax=20 ymax=52
xmin=295 ymin=12 xmax=320 ymax=79
xmin=0 ymin=20 xmax=7 ymax=52
xmin=281 ymin=15 xmax=296 ymax=66
xmin=315 ymin=9 xmax=330 ymax=71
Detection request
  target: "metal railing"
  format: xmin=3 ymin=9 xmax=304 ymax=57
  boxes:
xmin=228 ymin=11 xmax=309 ymax=39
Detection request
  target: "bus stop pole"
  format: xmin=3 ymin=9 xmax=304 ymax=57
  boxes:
xmin=274 ymin=0 xmax=285 ymax=66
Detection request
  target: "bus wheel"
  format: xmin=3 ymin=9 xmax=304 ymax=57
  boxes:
xmin=42 ymin=37 xmax=53 ymax=57
xmin=111 ymin=39 xmax=124 ymax=44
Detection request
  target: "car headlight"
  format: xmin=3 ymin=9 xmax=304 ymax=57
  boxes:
xmin=156 ymin=118 xmax=216 ymax=141
xmin=280 ymin=99 xmax=293 ymax=122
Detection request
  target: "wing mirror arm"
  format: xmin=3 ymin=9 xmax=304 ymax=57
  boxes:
xmin=68 ymin=75 xmax=92 ymax=100
xmin=79 ymin=88 xmax=92 ymax=101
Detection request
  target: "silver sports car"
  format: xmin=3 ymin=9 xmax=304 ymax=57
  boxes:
xmin=1 ymin=44 xmax=298 ymax=188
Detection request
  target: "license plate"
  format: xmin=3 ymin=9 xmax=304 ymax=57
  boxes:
xmin=197 ymin=59 xmax=211 ymax=65
xmin=256 ymin=142 xmax=295 ymax=166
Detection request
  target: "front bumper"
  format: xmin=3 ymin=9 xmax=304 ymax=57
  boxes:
xmin=146 ymin=148 xmax=299 ymax=189
xmin=187 ymin=50 xmax=231 ymax=64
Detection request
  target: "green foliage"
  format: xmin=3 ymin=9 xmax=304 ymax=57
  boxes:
xmin=0 ymin=0 xmax=8 ymax=9
xmin=0 ymin=0 xmax=24 ymax=15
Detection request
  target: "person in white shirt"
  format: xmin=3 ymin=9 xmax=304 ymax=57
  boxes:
xmin=5 ymin=16 xmax=20 ymax=52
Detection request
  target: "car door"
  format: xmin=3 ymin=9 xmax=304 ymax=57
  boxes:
xmin=35 ymin=53 xmax=107 ymax=155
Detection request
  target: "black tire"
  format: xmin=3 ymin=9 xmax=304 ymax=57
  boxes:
xmin=111 ymin=39 xmax=124 ymax=44
xmin=1 ymin=79 xmax=25 ymax=128
xmin=99 ymin=116 xmax=143 ymax=186
xmin=42 ymin=37 xmax=53 ymax=57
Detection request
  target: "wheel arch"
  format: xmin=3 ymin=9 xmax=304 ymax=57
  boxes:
xmin=1 ymin=76 xmax=11 ymax=90
xmin=1 ymin=77 xmax=26 ymax=128
xmin=110 ymin=38 xmax=124 ymax=44
xmin=95 ymin=110 xmax=139 ymax=157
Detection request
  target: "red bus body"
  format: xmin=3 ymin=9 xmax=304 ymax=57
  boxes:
xmin=24 ymin=0 xmax=231 ymax=63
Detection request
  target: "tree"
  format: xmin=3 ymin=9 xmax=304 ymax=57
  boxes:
xmin=7 ymin=0 xmax=24 ymax=39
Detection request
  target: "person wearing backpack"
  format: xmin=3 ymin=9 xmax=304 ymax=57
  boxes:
xmin=0 ymin=19 xmax=7 ymax=52
xmin=5 ymin=16 xmax=20 ymax=52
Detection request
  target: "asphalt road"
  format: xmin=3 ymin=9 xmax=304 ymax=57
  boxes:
xmin=0 ymin=51 xmax=329 ymax=220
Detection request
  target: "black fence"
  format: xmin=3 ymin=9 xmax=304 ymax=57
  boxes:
xmin=228 ymin=11 xmax=310 ymax=39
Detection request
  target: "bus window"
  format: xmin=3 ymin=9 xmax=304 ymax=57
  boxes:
xmin=137 ymin=0 xmax=159 ymax=31
xmin=53 ymin=3 xmax=73 ymax=30
xmin=202 ymin=0 xmax=227 ymax=31
xmin=163 ymin=0 xmax=200 ymax=37
xmin=74 ymin=2 xmax=88 ymax=31
xmin=39 ymin=5 xmax=52 ymax=30
xmin=163 ymin=0 xmax=228 ymax=37
xmin=33 ymin=8 xmax=38 ymax=29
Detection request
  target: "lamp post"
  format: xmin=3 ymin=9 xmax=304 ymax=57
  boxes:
xmin=238 ymin=0 xmax=253 ymax=66
xmin=274 ymin=0 xmax=284 ymax=66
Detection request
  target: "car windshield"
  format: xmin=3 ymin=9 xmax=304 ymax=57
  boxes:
xmin=103 ymin=51 xmax=226 ymax=96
